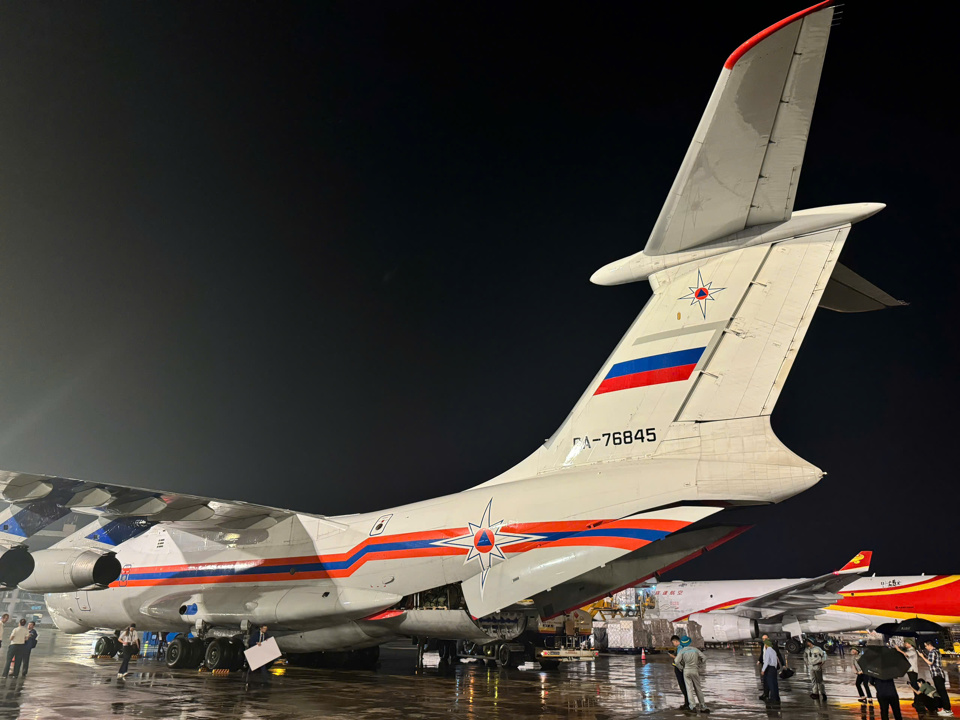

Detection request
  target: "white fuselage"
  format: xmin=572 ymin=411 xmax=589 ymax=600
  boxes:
xmin=646 ymin=575 xmax=960 ymax=635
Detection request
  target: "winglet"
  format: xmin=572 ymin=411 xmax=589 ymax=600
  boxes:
xmin=724 ymin=1 xmax=834 ymax=69
xmin=836 ymin=550 xmax=872 ymax=575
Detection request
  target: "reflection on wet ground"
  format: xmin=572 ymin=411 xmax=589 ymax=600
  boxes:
xmin=2 ymin=630 xmax=956 ymax=719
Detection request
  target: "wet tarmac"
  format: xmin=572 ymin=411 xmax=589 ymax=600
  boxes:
xmin=2 ymin=629 xmax=956 ymax=719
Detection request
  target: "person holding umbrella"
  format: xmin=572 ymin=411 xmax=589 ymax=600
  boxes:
xmin=870 ymin=674 xmax=904 ymax=720
xmin=919 ymin=640 xmax=953 ymax=717
xmin=804 ymin=638 xmax=828 ymax=701
xmin=858 ymin=645 xmax=912 ymax=720
xmin=896 ymin=638 xmax=920 ymax=692
xmin=850 ymin=647 xmax=874 ymax=704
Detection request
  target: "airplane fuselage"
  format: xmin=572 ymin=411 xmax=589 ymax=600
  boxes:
xmin=646 ymin=575 xmax=960 ymax=636
xmin=45 ymin=468 xmax=725 ymax=652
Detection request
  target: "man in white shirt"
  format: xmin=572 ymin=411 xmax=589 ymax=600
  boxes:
xmin=1 ymin=619 xmax=29 ymax=678
xmin=116 ymin=624 xmax=139 ymax=679
xmin=760 ymin=639 xmax=781 ymax=705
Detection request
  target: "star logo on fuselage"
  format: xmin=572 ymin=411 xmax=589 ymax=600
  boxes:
xmin=680 ymin=269 xmax=725 ymax=319
xmin=434 ymin=499 xmax=541 ymax=595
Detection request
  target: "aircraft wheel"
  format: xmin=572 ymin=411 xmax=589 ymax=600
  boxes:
xmin=785 ymin=638 xmax=803 ymax=655
xmin=204 ymin=637 xmax=234 ymax=670
xmin=166 ymin=636 xmax=192 ymax=668
xmin=187 ymin=638 xmax=205 ymax=667
xmin=496 ymin=644 xmax=519 ymax=669
xmin=95 ymin=635 xmax=119 ymax=657
xmin=227 ymin=638 xmax=247 ymax=670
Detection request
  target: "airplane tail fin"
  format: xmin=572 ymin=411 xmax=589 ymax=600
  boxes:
xmin=837 ymin=550 xmax=872 ymax=575
xmin=480 ymin=4 xmax=900 ymax=507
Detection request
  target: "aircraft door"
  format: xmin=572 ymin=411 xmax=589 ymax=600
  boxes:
xmin=75 ymin=591 xmax=91 ymax=612
xmin=119 ymin=564 xmax=131 ymax=587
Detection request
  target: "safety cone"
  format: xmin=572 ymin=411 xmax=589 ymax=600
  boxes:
xmin=641 ymin=648 xmax=646 ymax=661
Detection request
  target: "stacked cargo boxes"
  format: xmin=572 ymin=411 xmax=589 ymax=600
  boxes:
xmin=594 ymin=618 xmax=705 ymax=652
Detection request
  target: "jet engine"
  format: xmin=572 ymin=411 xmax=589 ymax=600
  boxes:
xmin=689 ymin=612 xmax=757 ymax=643
xmin=0 ymin=545 xmax=35 ymax=589
xmin=18 ymin=548 xmax=122 ymax=593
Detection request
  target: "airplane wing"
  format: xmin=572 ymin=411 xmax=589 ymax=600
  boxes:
xmin=733 ymin=550 xmax=872 ymax=620
xmin=643 ymin=1 xmax=835 ymax=256
xmin=0 ymin=470 xmax=302 ymax=533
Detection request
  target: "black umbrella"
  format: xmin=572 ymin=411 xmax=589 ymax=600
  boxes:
xmin=875 ymin=622 xmax=901 ymax=637
xmin=858 ymin=646 xmax=910 ymax=680
xmin=895 ymin=618 xmax=943 ymax=635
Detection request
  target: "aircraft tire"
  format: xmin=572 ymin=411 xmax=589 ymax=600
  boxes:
xmin=204 ymin=637 xmax=235 ymax=670
xmin=496 ymin=643 xmax=519 ymax=669
xmin=95 ymin=635 xmax=119 ymax=657
xmin=166 ymin=636 xmax=192 ymax=668
xmin=187 ymin=638 xmax=205 ymax=667
xmin=784 ymin=638 xmax=803 ymax=655
xmin=227 ymin=638 xmax=246 ymax=671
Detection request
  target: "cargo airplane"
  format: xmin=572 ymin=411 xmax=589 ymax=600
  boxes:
xmin=0 ymin=1 xmax=904 ymax=670
xmin=646 ymin=552 xmax=960 ymax=653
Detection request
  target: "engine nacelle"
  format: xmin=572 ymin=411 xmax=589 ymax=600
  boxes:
xmin=689 ymin=612 xmax=757 ymax=643
xmin=0 ymin=545 xmax=35 ymax=589
xmin=19 ymin=548 xmax=122 ymax=593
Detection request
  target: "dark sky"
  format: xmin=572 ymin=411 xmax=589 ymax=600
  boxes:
xmin=0 ymin=4 xmax=954 ymax=581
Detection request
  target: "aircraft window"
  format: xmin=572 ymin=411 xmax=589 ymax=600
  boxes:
xmin=370 ymin=514 xmax=393 ymax=536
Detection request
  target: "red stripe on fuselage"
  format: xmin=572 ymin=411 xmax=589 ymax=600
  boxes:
xmin=111 ymin=517 xmax=694 ymax=588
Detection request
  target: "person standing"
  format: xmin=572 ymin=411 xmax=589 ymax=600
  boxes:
xmin=0 ymin=614 xmax=9 ymax=661
xmin=1 ymin=619 xmax=28 ymax=678
xmin=870 ymin=675 xmax=904 ymax=720
xmin=850 ymin=647 xmax=873 ymax=704
xmin=760 ymin=639 xmax=781 ymax=705
xmin=21 ymin=622 xmax=37 ymax=677
xmin=668 ymin=635 xmax=690 ymax=709
xmin=246 ymin=624 xmax=271 ymax=683
xmin=919 ymin=640 xmax=953 ymax=717
xmin=116 ymin=624 xmax=139 ymax=679
xmin=675 ymin=635 xmax=710 ymax=714
xmin=804 ymin=638 xmax=828 ymax=700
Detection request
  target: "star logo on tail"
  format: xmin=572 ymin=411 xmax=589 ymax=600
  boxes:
xmin=434 ymin=499 xmax=541 ymax=596
xmin=680 ymin=269 xmax=725 ymax=319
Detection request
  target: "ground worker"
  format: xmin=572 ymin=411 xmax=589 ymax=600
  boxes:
xmin=675 ymin=635 xmax=710 ymax=714
xmin=804 ymin=638 xmax=827 ymax=701
xmin=668 ymin=635 xmax=689 ymax=709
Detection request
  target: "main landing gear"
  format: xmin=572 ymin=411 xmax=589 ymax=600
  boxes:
xmin=163 ymin=634 xmax=245 ymax=671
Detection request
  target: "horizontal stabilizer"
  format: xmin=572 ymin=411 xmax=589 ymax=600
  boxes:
xmin=643 ymin=1 xmax=835 ymax=256
xmin=460 ymin=506 xmax=721 ymax=618
xmin=819 ymin=262 xmax=906 ymax=312
xmin=532 ymin=524 xmax=749 ymax=619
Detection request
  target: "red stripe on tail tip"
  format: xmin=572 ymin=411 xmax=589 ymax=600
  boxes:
xmin=724 ymin=1 xmax=833 ymax=70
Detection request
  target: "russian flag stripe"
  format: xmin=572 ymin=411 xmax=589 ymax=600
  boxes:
xmin=594 ymin=347 xmax=705 ymax=395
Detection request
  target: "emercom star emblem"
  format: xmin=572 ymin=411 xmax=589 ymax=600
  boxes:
xmin=434 ymin=499 xmax=541 ymax=596
xmin=680 ymin=269 xmax=725 ymax=319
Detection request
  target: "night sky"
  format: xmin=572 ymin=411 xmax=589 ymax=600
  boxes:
xmin=0 ymin=4 xmax=954 ymax=581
